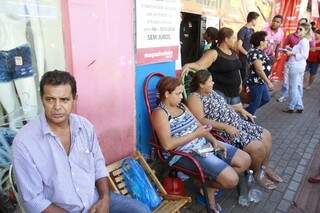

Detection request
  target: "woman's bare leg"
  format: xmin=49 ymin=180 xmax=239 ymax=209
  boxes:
xmin=243 ymin=140 xmax=266 ymax=176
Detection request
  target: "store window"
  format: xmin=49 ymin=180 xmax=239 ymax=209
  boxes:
xmin=0 ymin=0 xmax=65 ymax=162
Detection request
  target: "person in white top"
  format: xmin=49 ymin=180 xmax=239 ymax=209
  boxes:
xmin=282 ymin=23 xmax=312 ymax=113
xmin=0 ymin=0 xmax=44 ymax=128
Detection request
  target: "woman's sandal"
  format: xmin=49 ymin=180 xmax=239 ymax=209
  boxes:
xmin=256 ymin=176 xmax=277 ymax=190
xmin=265 ymin=170 xmax=283 ymax=183
xmin=198 ymin=189 xmax=224 ymax=213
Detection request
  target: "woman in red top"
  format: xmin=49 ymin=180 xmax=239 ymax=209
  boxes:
xmin=305 ymin=29 xmax=320 ymax=89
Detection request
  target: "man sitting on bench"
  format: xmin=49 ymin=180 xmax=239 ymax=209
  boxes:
xmin=12 ymin=70 xmax=150 ymax=213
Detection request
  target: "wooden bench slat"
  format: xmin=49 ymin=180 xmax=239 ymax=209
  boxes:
xmin=106 ymin=151 xmax=191 ymax=213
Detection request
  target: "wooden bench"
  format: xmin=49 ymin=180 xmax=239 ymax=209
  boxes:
xmin=107 ymin=151 xmax=191 ymax=213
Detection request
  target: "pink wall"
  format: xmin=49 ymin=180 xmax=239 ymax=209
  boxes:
xmin=62 ymin=0 xmax=135 ymax=163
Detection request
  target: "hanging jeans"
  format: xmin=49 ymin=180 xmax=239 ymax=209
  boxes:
xmin=246 ymin=83 xmax=270 ymax=115
xmin=0 ymin=128 xmax=16 ymax=166
xmin=287 ymin=63 xmax=305 ymax=110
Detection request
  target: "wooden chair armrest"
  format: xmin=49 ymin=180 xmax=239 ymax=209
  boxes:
xmin=161 ymin=194 xmax=192 ymax=202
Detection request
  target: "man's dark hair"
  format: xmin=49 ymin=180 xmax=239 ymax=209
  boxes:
xmin=250 ymin=31 xmax=268 ymax=48
xmin=273 ymin=15 xmax=283 ymax=22
xmin=247 ymin=11 xmax=260 ymax=23
xmin=40 ymin=70 xmax=77 ymax=98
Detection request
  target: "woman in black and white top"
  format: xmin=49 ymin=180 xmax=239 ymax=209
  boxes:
xmin=246 ymin=31 xmax=274 ymax=115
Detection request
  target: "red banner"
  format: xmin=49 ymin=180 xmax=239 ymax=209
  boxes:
xmin=271 ymin=0 xmax=301 ymax=81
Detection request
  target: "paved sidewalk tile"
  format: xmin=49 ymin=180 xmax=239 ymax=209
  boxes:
xmin=184 ymin=78 xmax=320 ymax=212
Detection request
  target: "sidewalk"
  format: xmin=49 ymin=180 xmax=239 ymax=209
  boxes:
xmin=182 ymin=79 xmax=320 ymax=213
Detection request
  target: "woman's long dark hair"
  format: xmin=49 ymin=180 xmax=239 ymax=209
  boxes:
xmin=205 ymin=27 xmax=218 ymax=49
xmin=189 ymin=70 xmax=212 ymax=93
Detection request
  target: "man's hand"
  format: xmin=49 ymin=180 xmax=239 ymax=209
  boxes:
xmin=224 ymin=125 xmax=240 ymax=138
xmin=89 ymin=197 xmax=109 ymax=213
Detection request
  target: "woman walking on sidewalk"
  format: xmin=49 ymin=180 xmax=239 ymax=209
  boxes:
xmin=283 ymin=23 xmax=312 ymax=113
xmin=246 ymin=31 xmax=274 ymax=115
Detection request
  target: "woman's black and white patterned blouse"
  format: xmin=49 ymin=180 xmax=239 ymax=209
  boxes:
xmin=247 ymin=48 xmax=272 ymax=85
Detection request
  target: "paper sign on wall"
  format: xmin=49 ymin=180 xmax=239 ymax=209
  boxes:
xmin=136 ymin=0 xmax=180 ymax=65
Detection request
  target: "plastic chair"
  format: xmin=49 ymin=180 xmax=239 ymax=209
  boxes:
xmin=107 ymin=151 xmax=191 ymax=213
xmin=143 ymin=72 xmax=213 ymax=213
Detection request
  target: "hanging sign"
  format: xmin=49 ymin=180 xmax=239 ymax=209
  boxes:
xmin=136 ymin=0 xmax=180 ymax=65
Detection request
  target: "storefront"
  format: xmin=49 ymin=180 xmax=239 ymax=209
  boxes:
xmin=1 ymin=0 xmax=320 ymax=163
xmin=0 ymin=0 xmax=136 ymax=164
xmin=0 ymin=0 xmax=67 ymax=167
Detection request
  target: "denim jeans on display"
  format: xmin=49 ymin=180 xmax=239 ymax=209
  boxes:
xmin=287 ymin=63 xmax=305 ymax=110
xmin=246 ymin=83 xmax=270 ymax=115
xmin=0 ymin=128 xmax=17 ymax=166
xmin=0 ymin=44 xmax=34 ymax=82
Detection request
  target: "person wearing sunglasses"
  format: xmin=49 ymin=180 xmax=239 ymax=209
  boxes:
xmin=283 ymin=23 xmax=312 ymax=113
xmin=277 ymin=18 xmax=309 ymax=103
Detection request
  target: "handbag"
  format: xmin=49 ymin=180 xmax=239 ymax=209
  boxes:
xmin=240 ymin=84 xmax=251 ymax=104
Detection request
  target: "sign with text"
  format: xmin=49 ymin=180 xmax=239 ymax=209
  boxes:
xmin=136 ymin=0 xmax=180 ymax=65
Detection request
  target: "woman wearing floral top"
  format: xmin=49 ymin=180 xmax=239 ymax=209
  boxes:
xmin=246 ymin=31 xmax=274 ymax=115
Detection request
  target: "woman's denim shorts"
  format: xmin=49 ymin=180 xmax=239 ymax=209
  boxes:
xmin=175 ymin=142 xmax=238 ymax=180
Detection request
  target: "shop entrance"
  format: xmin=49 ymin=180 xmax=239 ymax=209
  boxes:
xmin=180 ymin=12 xmax=203 ymax=66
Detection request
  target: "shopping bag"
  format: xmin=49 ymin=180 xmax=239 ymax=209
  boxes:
xmin=121 ymin=158 xmax=161 ymax=210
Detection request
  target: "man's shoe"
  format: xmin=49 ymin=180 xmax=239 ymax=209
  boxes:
xmin=282 ymin=109 xmax=294 ymax=113
xmin=277 ymin=96 xmax=287 ymax=102
xmin=296 ymin=109 xmax=303 ymax=113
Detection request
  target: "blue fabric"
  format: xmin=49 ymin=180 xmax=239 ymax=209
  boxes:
xmin=246 ymin=83 xmax=270 ymax=115
xmin=109 ymin=192 xmax=151 ymax=213
xmin=0 ymin=44 xmax=34 ymax=82
xmin=0 ymin=128 xmax=16 ymax=166
xmin=175 ymin=142 xmax=238 ymax=180
xmin=215 ymin=90 xmax=241 ymax=105
xmin=121 ymin=158 xmax=161 ymax=210
xmin=306 ymin=62 xmax=319 ymax=76
xmin=0 ymin=127 xmax=17 ymax=146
